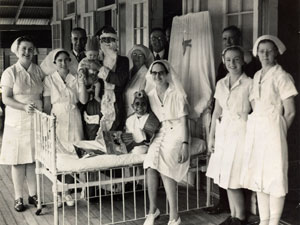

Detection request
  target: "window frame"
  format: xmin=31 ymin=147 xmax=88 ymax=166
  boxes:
xmin=223 ymin=0 xmax=262 ymax=47
xmin=131 ymin=0 xmax=149 ymax=47
xmin=81 ymin=12 xmax=95 ymax=38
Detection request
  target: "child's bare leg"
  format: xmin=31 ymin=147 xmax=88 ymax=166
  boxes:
xmin=94 ymin=82 xmax=101 ymax=102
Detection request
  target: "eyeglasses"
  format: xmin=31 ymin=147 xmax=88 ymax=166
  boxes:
xmin=150 ymin=71 xmax=166 ymax=76
xmin=132 ymin=53 xmax=145 ymax=58
xmin=100 ymin=37 xmax=116 ymax=43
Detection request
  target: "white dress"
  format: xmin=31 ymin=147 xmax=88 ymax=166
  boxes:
xmin=43 ymin=71 xmax=84 ymax=152
xmin=143 ymin=85 xmax=189 ymax=182
xmin=240 ymin=65 xmax=298 ymax=197
xmin=124 ymin=65 xmax=148 ymax=116
xmin=206 ymin=74 xmax=252 ymax=189
xmin=0 ymin=62 xmax=44 ymax=165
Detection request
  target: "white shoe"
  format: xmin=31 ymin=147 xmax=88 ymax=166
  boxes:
xmin=143 ymin=208 xmax=160 ymax=225
xmin=57 ymin=195 xmax=62 ymax=208
xmin=168 ymin=217 xmax=181 ymax=225
xmin=64 ymin=194 xmax=75 ymax=207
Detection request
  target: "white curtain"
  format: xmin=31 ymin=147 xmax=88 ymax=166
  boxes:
xmin=169 ymin=11 xmax=215 ymax=119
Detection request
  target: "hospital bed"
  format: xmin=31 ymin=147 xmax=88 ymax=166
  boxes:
xmin=33 ymin=109 xmax=212 ymax=225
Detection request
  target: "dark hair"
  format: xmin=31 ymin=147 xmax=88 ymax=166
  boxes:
xmin=257 ymin=39 xmax=279 ymax=53
xmin=71 ymin=27 xmax=87 ymax=37
xmin=95 ymin=25 xmax=117 ymax=37
xmin=150 ymin=27 xmax=165 ymax=35
xmin=222 ymin=25 xmax=241 ymax=39
xmin=17 ymin=36 xmax=35 ymax=48
xmin=53 ymin=50 xmax=71 ymax=63
xmin=150 ymin=61 xmax=169 ymax=74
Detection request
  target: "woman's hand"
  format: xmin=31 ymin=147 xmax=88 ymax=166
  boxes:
xmin=208 ymin=136 xmax=215 ymax=154
xmin=24 ymin=102 xmax=36 ymax=114
xmin=178 ymin=143 xmax=189 ymax=164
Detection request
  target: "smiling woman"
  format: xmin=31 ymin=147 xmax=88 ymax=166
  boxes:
xmin=0 ymin=36 xmax=44 ymax=212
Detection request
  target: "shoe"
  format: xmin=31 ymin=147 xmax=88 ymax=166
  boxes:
xmin=143 ymin=208 xmax=160 ymax=225
xmin=64 ymin=194 xmax=75 ymax=207
xmin=14 ymin=198 xmax=26 ymax=212
xmin=204 ymin=204 xmax=230 ymax=214
xmin=230 ymin=218 xmax=247 ymax=225
xmin=28 ymin=195 xmax=38 ymax=207
xmin=57 ymin=195 xmax=62 ymax=208
xmin=168 ymin=217 xmax=181 ymax=225
xmin=219 ymin=216 xmax=232 ymax=225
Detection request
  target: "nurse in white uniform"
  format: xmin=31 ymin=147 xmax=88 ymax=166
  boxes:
xmin=240 ymin=35 xmax=297 ymax=225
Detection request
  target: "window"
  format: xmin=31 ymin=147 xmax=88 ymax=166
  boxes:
xmin=223 ymin=0 xmax=260 ymax=50
xmin=96 ymin=3 xmax=118 ymax=33
xmin=52 ymin=22 xmax=62 ymax=48
xmin=132 ymin=0 xmax=149 ymax=46
xmin=65 ymin=0 xmax=75 ymax=17
xmin=82 ymin=12 xmax=94 ymax=38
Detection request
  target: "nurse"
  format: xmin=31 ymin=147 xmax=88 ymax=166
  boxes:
xmin=241 ymin=35 xmax=297 ymax=225
xmin=206 ymin=46 xmax=252 ymax=225
xmin=43 ymin=48 xmax=88 ymax=206
xmin=0 ymin=36 xmax=44 ymax=212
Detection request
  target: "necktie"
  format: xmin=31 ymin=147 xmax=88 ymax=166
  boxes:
xmin=155 ymin=54 xmax=161 ymax=60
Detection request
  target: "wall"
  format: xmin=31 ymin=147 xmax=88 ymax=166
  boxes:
xmin=278 ymin=0 xmax=300 ymax=202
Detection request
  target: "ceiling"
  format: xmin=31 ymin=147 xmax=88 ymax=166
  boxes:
xmin=0 ymin=0 xmax=53 ymax=30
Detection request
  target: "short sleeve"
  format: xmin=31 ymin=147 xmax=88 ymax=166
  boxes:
xmin=213 ymin=81 xmax=222 ymax=101
xmin=277 ymin=73 xmax=298 ymax=100
xmin=174 ymin=93 xmax=189 ymax=118
xmin=1 ymin=68 xmax=15 ymax=89
xmin=43 ymin=76 xmax=52 ymax=97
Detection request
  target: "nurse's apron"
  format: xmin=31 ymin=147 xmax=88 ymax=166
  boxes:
xmin=206 ymin=110 xmax=247 ymax=189
xmin=52 ymin=102 xmax=84 ymax=153
xmin=241 ymin=101 xmax=288 ymax=197
xmin=0 ymin=95 xmax=42 ymax=165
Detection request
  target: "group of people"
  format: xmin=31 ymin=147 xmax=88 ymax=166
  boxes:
xmin=206 ymin=27 xmax=297 ymax=225
xmin=0 ymin=22 xmax=297 ymax=225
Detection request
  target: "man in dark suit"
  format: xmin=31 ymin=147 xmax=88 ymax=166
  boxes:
xmin=71 ymin=27 xmax=87 ymax=62
xmin=150 ymin=28 xmax=169 ymax=60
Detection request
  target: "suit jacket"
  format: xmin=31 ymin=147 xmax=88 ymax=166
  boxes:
xmin=72 ymin=51 xmax=86 ymax=62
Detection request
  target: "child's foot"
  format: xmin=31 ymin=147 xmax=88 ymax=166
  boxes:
xmin=28 ymin=195 xmax=38 ymax=207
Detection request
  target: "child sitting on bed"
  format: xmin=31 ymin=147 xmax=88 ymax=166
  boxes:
xmin=122 ymin=90 xmax=160 ymax=154
xmin=122 ymin=90 xmax=160 ymax=190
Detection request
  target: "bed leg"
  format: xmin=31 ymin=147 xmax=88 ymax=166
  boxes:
xmin=35 ymin=161 xmax=42 ymax=215
xmin=53 ymin=177 xmax=59 ymax=225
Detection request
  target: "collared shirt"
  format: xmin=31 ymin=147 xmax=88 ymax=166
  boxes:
xmin=153 ymin=49 xmax=165 ymax=60
xmin=250 ymin=64 xmax=298 ymax=103
xmin=1 ymin=61 xmax=44 ymax=96
xmin=43 ymin=71 xmax=80 ymax=105
xmin=148 ymin=85 xmax=188 ymax=122
xmin=215 ymin=73 xmax=252 ymax=115
xmin=126 ymin=113 xmax=149 ymax=142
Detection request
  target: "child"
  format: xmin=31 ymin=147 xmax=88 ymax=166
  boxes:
xmin=78 ymin=36 xmax=102 ymax=103
xmin=123 ymin=90 xmax=160 ymax=191
xmin=123 ymin=90 xmax=160 ymax=154
xmin=206 ymin=46 xmax=252 ymax=225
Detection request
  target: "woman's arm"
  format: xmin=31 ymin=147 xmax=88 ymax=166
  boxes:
xmin=283 ymin=96 xmax=296 ymax=129
xmin=43 ymin=96 xmax=52 ymax=115
xmin=178 ymin=115 xmax=189 ymax=164
xmin=2 ymin=86 xmax=35 ymax=113
xmin=208 ymin=100 xmax=222 ymax=154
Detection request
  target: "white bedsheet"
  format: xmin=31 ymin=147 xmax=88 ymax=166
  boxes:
xmin=56 ymin=138 xmax=206 ymax=172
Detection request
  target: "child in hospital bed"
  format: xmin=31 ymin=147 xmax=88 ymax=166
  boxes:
xmin=122 ymin=90 xmax=160 ymax=154
xmin=122 ymin=90 xmax=160 ymax=190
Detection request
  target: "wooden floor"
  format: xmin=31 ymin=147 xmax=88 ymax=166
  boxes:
xmin=0 ymin=163 xmax=232 ymax=225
